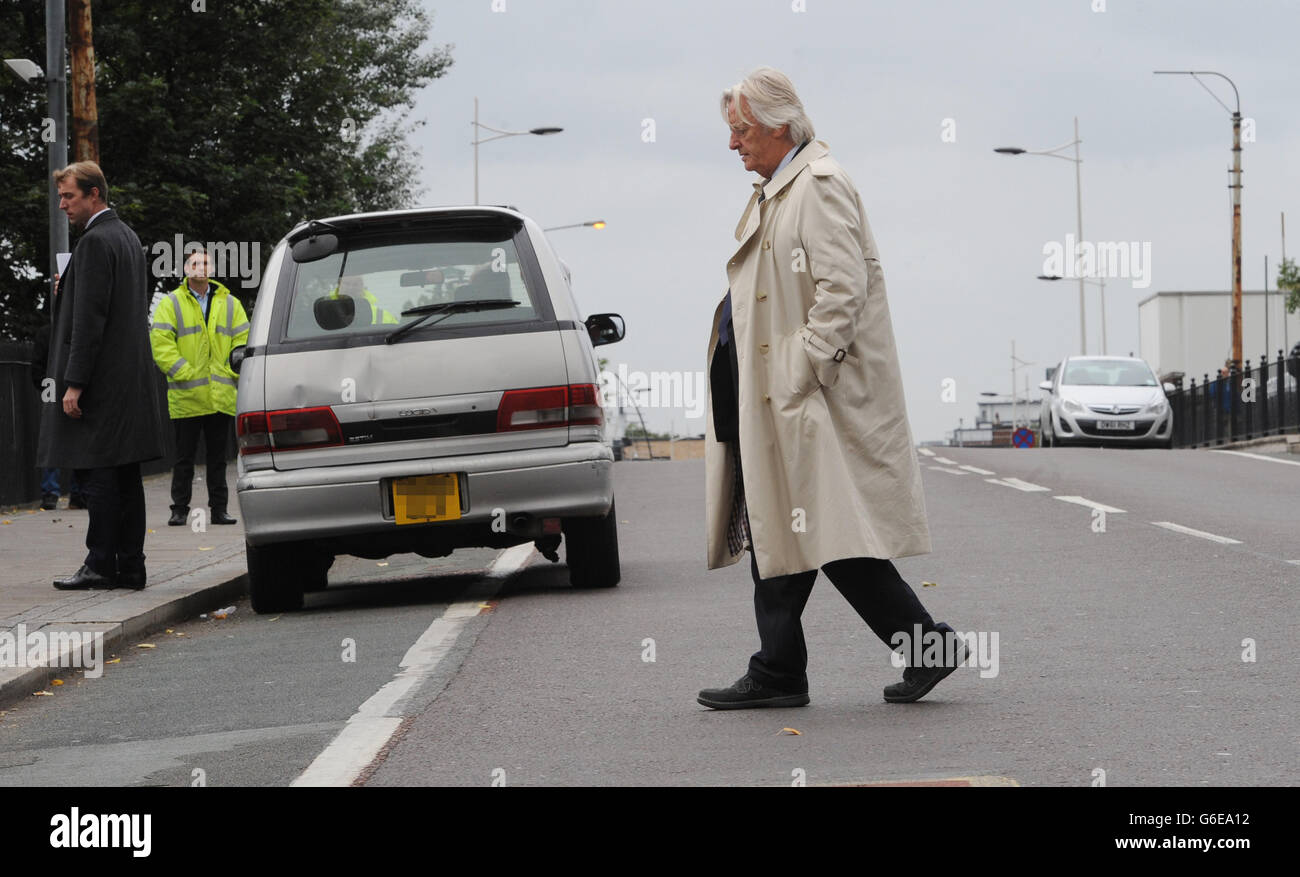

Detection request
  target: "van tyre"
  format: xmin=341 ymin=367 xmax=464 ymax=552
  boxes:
xmin=564 ymin=498 xmax=621 ymax=588
xmin=247 ymin=540 xmax=305 ymax=613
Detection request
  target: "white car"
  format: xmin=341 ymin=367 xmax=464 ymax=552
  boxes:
xmin=1039 ymin=356 xmax=1175 ymax=449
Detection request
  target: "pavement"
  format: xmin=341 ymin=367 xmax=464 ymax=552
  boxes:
xmin=0 ymin=468 xmax=247 ymax=707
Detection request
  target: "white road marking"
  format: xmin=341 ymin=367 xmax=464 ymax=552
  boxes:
xmin=1054 ymin=496 xmax=1127 ymax=514
xmin=958 ymin=464 xmax=996 ymax=475
xmin=917 ymin=448 xmax=936 ymax=457
xmin=932 ymin=456 xmax=957 ymax=465
xmin=984 ymin=477 xmax=1050 ymax=492
xmin=1211 ymin=449 xmax=1300 ymax=467
xmin=292 ymin=542 xmax=536 ymax=787
xmin=928 ymin=465 xmax=969 ymax=475
xmin=1150 ymin=521 xmax=1242 ymax=545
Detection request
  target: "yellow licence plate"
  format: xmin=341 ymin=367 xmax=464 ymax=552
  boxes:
xmin=392 ymin=474 xmax=462 ymax=525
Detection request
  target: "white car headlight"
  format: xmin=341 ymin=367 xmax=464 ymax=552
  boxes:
xmin=1061 ymin=397 xmax=1085 ymax=413
xmin=1146 ymin=399 xmax=1167 ymax=415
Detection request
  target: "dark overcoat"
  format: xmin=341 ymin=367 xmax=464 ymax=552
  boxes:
xmin=37 ymin=210 xmax=165 ymax=469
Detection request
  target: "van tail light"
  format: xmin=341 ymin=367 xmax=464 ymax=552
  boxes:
xmin=237 ymin=406 xmax=343 ymax=454
xmin=497 ymin=384 xmax=604 ymax=432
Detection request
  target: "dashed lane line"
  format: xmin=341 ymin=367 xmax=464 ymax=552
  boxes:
xmin=1053 ymin=496 xmax=1127 ymax=514
xmin=928 ymin=466 xmax=969 ymax=475
xmin=984 ymin=477 xmax=1050 ymax=492
xmin=958 ymin=464 xmax=996 ymax=475
xmin=1150 ymin=521 xmax=1242 ymax=545
xmin=1210 ymin=449 xmax=1300 ymax=467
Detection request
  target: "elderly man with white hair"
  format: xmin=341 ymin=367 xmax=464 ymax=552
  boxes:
xmin=698 ymin=67 xmax=968 ymax=708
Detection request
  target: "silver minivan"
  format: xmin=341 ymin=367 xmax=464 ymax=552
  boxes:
xmin=231 ymin=206 xmax=625 ymax=612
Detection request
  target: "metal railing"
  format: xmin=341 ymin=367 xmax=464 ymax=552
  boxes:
xmin=1168 ymin=349 xmax=1300 ymax=447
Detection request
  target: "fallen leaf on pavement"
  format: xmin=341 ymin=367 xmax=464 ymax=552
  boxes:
xmin=33 ymin=690 xmax=53 ymax=696
xmin=136 ymin=643 xmax=156 ymax=649
xmin=377 ymin=561 xmax=389 ymax=567
xmin=922 ymin=581 xmax=937 ymax=588
xmin=780 ymin=727 xmax=802 ymax=735
xmin=106 ymin=658 xmax=120 ymax=664
xmin=198 ymin=546 xmax=213 ymax=551
xmin=51 ymin=679 xmax=64 ymax=686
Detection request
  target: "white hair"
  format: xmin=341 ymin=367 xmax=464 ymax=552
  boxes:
xmin=720 ymin=66 xmax=815 ymax=145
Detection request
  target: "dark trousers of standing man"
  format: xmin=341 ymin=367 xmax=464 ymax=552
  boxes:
xmin=76 ymin=462 xmax=146 ymax=578
xmin=170 ymin=413 xmax=231 ymax=515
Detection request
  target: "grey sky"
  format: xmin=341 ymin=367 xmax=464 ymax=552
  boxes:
xmin=408 ymin=0 xmax=1298 ymax=442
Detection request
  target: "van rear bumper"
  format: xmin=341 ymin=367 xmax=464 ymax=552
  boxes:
xmin=236 ymin=442 xmax=614 ymax=546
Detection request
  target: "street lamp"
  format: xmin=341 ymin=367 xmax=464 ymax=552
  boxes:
xmin=1039 ymin=273 xmax=1107 ymax=354
xmin=7 ymin=0 xmax=69 ymax=310
xmin=1154 ymin=70 xmax=1244 ymax=370
xmin=543 ymin=220 xmax=607 ymax=232
xmin=995 ymin=117 xmax=1088 ymax=356
xmin=471 ymin=96 xmax=562 ymax=205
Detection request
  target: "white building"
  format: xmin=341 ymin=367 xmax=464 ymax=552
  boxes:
xmin=1138 ymin=290 xmax=1300 ymax=385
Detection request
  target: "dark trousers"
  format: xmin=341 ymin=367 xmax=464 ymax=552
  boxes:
xmin=76 ymin=462 xmax=146 ymax=578
xmin=739 ymin=456 xmax=939 ymax=692
xmin=171 ymin=413 xmax=231 ymax=514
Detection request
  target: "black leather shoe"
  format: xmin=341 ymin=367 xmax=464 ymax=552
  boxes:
xmin=883 ymin=625 xmax=968 ymax=704
xmin=53 ymin=565 xmax=115 ymax=590
xmin=40 ymin=493 xmax=59 ymax=510
xmin=116 ymin=568 xmax=147 ymax=590
xmin=210 ymin=510 xmax=238 ymax=525
xmin=168 ymin=509 xmax=188 ymax=526
xmin=698 ymin=675 xmax=810 ymax=710
xmin=67 ymin=494 xmax=87 ymax=510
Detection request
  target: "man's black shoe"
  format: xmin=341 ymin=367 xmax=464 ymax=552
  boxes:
xmin=883 ymin=625 xmax=968 ymax=704
xmin=698 ymin=675 xmax=809 ymax=710
xmin=210 ymin=510 xmax=237 ymax=525
xmin=53 ymin=565 xmax=115 ymax=590
xmin=168 ymin=509 xmax=188 ymax=526
xmin=40 ymin=493 xmax=59 ymax=510
xmin=116 ymin=569 xmax=146 ymax=589
xmin=67 ymin=494 xmax=87 ymax=510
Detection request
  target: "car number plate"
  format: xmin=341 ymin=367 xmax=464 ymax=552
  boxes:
xmin=392 ymin=474 xmax=461 ymax=524
xmin=1097 ymin=420 xmax=1135 ymax=431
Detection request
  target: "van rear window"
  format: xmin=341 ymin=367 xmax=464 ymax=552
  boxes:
xmin=284 ymin=236 xmax=538 ymax=340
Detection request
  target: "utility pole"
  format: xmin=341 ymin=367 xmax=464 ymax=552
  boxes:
xmin=68 ymin=0 xmax=98 ymax=163
xmin=47 ymin=0 xmax=69 ymax=308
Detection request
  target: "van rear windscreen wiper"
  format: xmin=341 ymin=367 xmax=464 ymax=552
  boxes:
xmin=384 ymin=299 xmax=518 ymax=344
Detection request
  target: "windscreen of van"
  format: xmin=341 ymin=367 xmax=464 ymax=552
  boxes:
xmin=283 ymin=235 xmax=539 ymax=340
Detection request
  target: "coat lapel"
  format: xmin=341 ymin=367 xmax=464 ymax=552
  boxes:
xmin=728 ymin=140 xmax=830 ymax=259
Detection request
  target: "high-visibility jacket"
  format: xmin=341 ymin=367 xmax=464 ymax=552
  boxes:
xmin=150 ymin=280 xmax=249 ymax=418
xmin=328 ymin=287 xmax=400 ymax=325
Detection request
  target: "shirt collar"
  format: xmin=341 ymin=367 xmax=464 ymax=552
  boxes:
xmin=768 ymin=142 xmax=802 ymax=182
xmin=84 ymin=207 xmax=111 ymax=229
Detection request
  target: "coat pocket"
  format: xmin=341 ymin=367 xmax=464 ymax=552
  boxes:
xmin=780 ymin=330 xmax=821 ymax=399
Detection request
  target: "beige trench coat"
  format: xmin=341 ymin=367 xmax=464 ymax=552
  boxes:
xmin=705 ymin=140 xmax=931 ymax=579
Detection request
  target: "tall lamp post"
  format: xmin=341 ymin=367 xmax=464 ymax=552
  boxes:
xmin=472 ymin=97 xmax=562 ymax=205
xmin=6 ymin=0 xmax=69 ymax=311
xmin=1039 ymin=273 xmax=1107 ymax=354
xmin=1154 ymin=70 xmax=1243 ymax=370
xmin=995 ymin=117 xmax=1088 ymax=356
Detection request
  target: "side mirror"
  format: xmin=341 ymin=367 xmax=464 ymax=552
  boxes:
xmin=585 ymin=313 xmax=625 ymax=347
xmin=1162 ymin=382 xmax=1176 ymax=394
xmin=1038 ymin=380 xmax=1053 ymax=392
xmin=230 ymin=345 xmax=247 ymax=374
xmin=314 ymin=295 xmax=356 ymax=331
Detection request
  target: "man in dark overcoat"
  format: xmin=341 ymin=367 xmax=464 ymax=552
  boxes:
xmin=39 ymin=161 xmax=165 ymax=589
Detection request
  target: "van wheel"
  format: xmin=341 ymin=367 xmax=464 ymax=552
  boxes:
xmin=564 ymin=498 xmax=621 ymax=588
xmin=301 ymin=551 xmax=334 ymax=592
xmin=247 ymin=541 xmax=305 ymax=613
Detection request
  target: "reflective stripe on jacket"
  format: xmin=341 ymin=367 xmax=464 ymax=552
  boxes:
xmin=150 ymin=280 xmax=250 ymax=418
